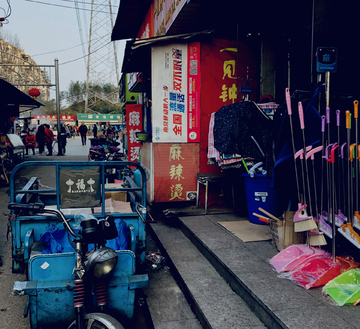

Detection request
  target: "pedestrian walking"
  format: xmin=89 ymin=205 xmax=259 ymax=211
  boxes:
xmin=44 ymin=124 xmax=54 ymax=156
xmin=66 ymin=124 xmax=71 ymax=139
xmin=60 ymin=124 xmax=67 ymax=155
xmin=79 ymin=122 xmax=88 ymax=146
xmin=106 ymin=125 xmax=113 ymax=140
xmin=70 ymin=125 xmax=75 ymax=138
xmin=25 ymin=130 xmax=36 ymax=155
xmin=93 ymin=123 xmax=98 ymax=138
xmin=36 ymin=124 xmax=45 ymax=155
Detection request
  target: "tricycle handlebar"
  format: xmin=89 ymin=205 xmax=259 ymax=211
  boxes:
xmin=8 ymin=203 xmax=80 ymax=238
xmin=8 ymin=202 xmax=45 ymax=212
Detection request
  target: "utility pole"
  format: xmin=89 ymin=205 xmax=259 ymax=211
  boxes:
xmin=83 ymin=0 xmax=120 ymax=113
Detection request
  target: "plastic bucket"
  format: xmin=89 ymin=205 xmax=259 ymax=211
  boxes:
xmin=242 ymin=174 xmax=278 ymax=225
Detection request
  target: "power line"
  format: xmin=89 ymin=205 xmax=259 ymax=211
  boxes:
xmin=30 ymin=34 xmax=105 ymax=57
xmin=31 ymin=43 xmax=82 ymax=57
xmin=60 ymin=40 xmax=112 ymax=65
xmin=24 ymin=0 xmax=116 ymax=14
xmin=74 ymin=0 xmax=88 ymax=69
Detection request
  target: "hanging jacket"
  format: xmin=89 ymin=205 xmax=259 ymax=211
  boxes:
xmin=214 ymin=100 xmax=273 ymax=158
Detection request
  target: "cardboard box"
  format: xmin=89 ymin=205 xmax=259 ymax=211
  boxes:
xmin=105 ymin=183 xmax=128 ymax=202
xmin=269 ymin=211 xmax=306 ymax=251
xmin=111 ymin=191 xmax=127 ymax=202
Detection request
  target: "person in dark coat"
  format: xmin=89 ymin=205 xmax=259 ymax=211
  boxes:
xmin=79 ymin=121 xmax=88 ymax=146
xmin=36 ymin=124 xmax=45 ymax=155
xmin=59 ymin=124 xmax=67 ymax=155
xmin=93 ymin=123 xmax=98 ymax=138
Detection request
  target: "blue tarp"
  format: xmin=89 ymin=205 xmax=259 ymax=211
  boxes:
xmin=39 ymin=219 xmax=128 ymax=254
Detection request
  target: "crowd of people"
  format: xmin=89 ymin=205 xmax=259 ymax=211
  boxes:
xmin=21 ymin=123 xmax=58 ymax=156
xmin=19 ymin=122 xmax=122 ymax=155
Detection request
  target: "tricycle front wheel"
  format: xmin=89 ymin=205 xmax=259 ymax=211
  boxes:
xmin=67 ymin=313 xmax=124 ymax=329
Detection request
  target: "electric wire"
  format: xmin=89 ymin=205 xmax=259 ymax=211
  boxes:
xmin=30 ymin=34 xmax=105 ymax=57
xmin=60 ymin=40 xmax=112 ymax=65
xmin=74 ymin=0 xmax=88 ymax=68
xmin=24 ymin=0 xmax=116 ymax=14
xmin=0 ymin=0 xmax=12 ymax=24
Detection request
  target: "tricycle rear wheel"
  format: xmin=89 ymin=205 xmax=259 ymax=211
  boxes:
xmin=67 ymin=313 xmax=124 ymax=329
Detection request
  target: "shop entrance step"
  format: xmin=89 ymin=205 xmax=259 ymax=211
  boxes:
xmin=149 ymin=221 xmax=266 ymax=329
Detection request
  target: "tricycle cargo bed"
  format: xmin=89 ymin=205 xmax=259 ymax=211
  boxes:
xmin=12 ymin=213 xmax=145 ymax=273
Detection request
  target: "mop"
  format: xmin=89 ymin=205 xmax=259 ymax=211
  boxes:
xmin=269 ymin=89 xmax=322 ymax=274
xmin=338 ymin=110 xmax=360 ymax=249
xmin=352 ymin=101 xmax=360 ymax=230
xmin=319 ymin=115 xmax=333 ymax=238
xmin=335 ymin=110 xmax=347 ymax=226
xmin=327 ymin=110 xmax=346 ymax=228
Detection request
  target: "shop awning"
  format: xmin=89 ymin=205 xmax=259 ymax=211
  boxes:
xmin=0 ymin=79 xmax=43 ymax=117
xmin=111 ymin=0 xmax=153 ymax=41
xmin=121 ymin=30 xmax=213 ymax=74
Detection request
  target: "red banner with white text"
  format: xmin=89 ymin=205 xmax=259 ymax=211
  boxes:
xmin=126 ymin=104 xmax=143 ymax=162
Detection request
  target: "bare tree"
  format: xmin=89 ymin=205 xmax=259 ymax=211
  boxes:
xmin=0 ymin=30 xmax=21 ymax=48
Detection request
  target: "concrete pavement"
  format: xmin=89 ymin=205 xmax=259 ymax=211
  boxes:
xmin=0 ymin=136 xmax=90 ymax=329
xmin=0 ymin=139 xmax=196 ymax=329
xmin=149 ymin=210 xmax=360 ymax=328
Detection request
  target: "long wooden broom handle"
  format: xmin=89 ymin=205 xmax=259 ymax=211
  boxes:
xmin=258 ymin=207 xmax=281 ymax=224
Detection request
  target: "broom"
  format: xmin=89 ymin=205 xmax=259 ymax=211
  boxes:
xmin=306 ymin=146 xmax=327 ymax=246
xmin=285 ymin=88 xmax=316 ymax=232
xmin=293 ymin=101 xmax=317 ymax=232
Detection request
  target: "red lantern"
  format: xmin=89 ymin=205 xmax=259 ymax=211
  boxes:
xmin=29 ymin=88 xmax=41 ymax=99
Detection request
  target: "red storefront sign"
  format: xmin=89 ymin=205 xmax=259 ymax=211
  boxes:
xmin=199 ymin=38 xmax=256 ymax=174
xmin=153 ymin=143 xmax=199 ymax=202
xmin=126 ymin=104 xmax=143 ymax=162
xmin=187 ymin=42 xmax=200 ymax=142
xmin=137 ymin=3 xmax=153 ymax=39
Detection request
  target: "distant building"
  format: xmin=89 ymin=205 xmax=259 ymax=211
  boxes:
xmin=0 ymin=39 xmax=50 ymax=102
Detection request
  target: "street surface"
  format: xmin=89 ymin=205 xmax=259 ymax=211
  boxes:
xmin=0 ymin=136 xmax=197 ymax=329
xmin=0 ymin=136 xmax=90 ymax=328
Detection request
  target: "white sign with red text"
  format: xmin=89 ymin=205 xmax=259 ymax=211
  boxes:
xmin=152 ymin=44 xmax=188 ymax=143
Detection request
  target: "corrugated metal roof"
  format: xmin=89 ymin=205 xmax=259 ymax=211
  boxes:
xmin=121 ymin=31 xmax=213 ymax=74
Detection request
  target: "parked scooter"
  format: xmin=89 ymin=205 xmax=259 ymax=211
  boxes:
xmin=9 ymin=202 xmax=125 ymax=329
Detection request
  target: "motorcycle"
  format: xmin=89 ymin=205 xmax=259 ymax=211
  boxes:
xmin=10 ymin=202 xmax=125 ymax=329
xmin=9 ymin=160 xmax=149 ymax=329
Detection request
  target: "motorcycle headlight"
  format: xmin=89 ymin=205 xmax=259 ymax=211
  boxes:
xmin=86 ymin=247 xmax=118 ymax=279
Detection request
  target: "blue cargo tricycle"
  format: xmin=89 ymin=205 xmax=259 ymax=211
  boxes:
xmin=9 ymin=161 xmax=149 ymax=329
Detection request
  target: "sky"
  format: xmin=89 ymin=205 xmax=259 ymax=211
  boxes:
xmin=1 ymin=0 xmax=126 ymax=102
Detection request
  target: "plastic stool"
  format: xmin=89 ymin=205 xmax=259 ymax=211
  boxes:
xmin=196 ymin=173 xmax=225 ymax=214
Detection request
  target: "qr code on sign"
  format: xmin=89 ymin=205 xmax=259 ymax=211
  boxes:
xmin=190 ymin=60 xmax=197 ymax=67
xmin=190 ymin=67 xmax=197 ymax=75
